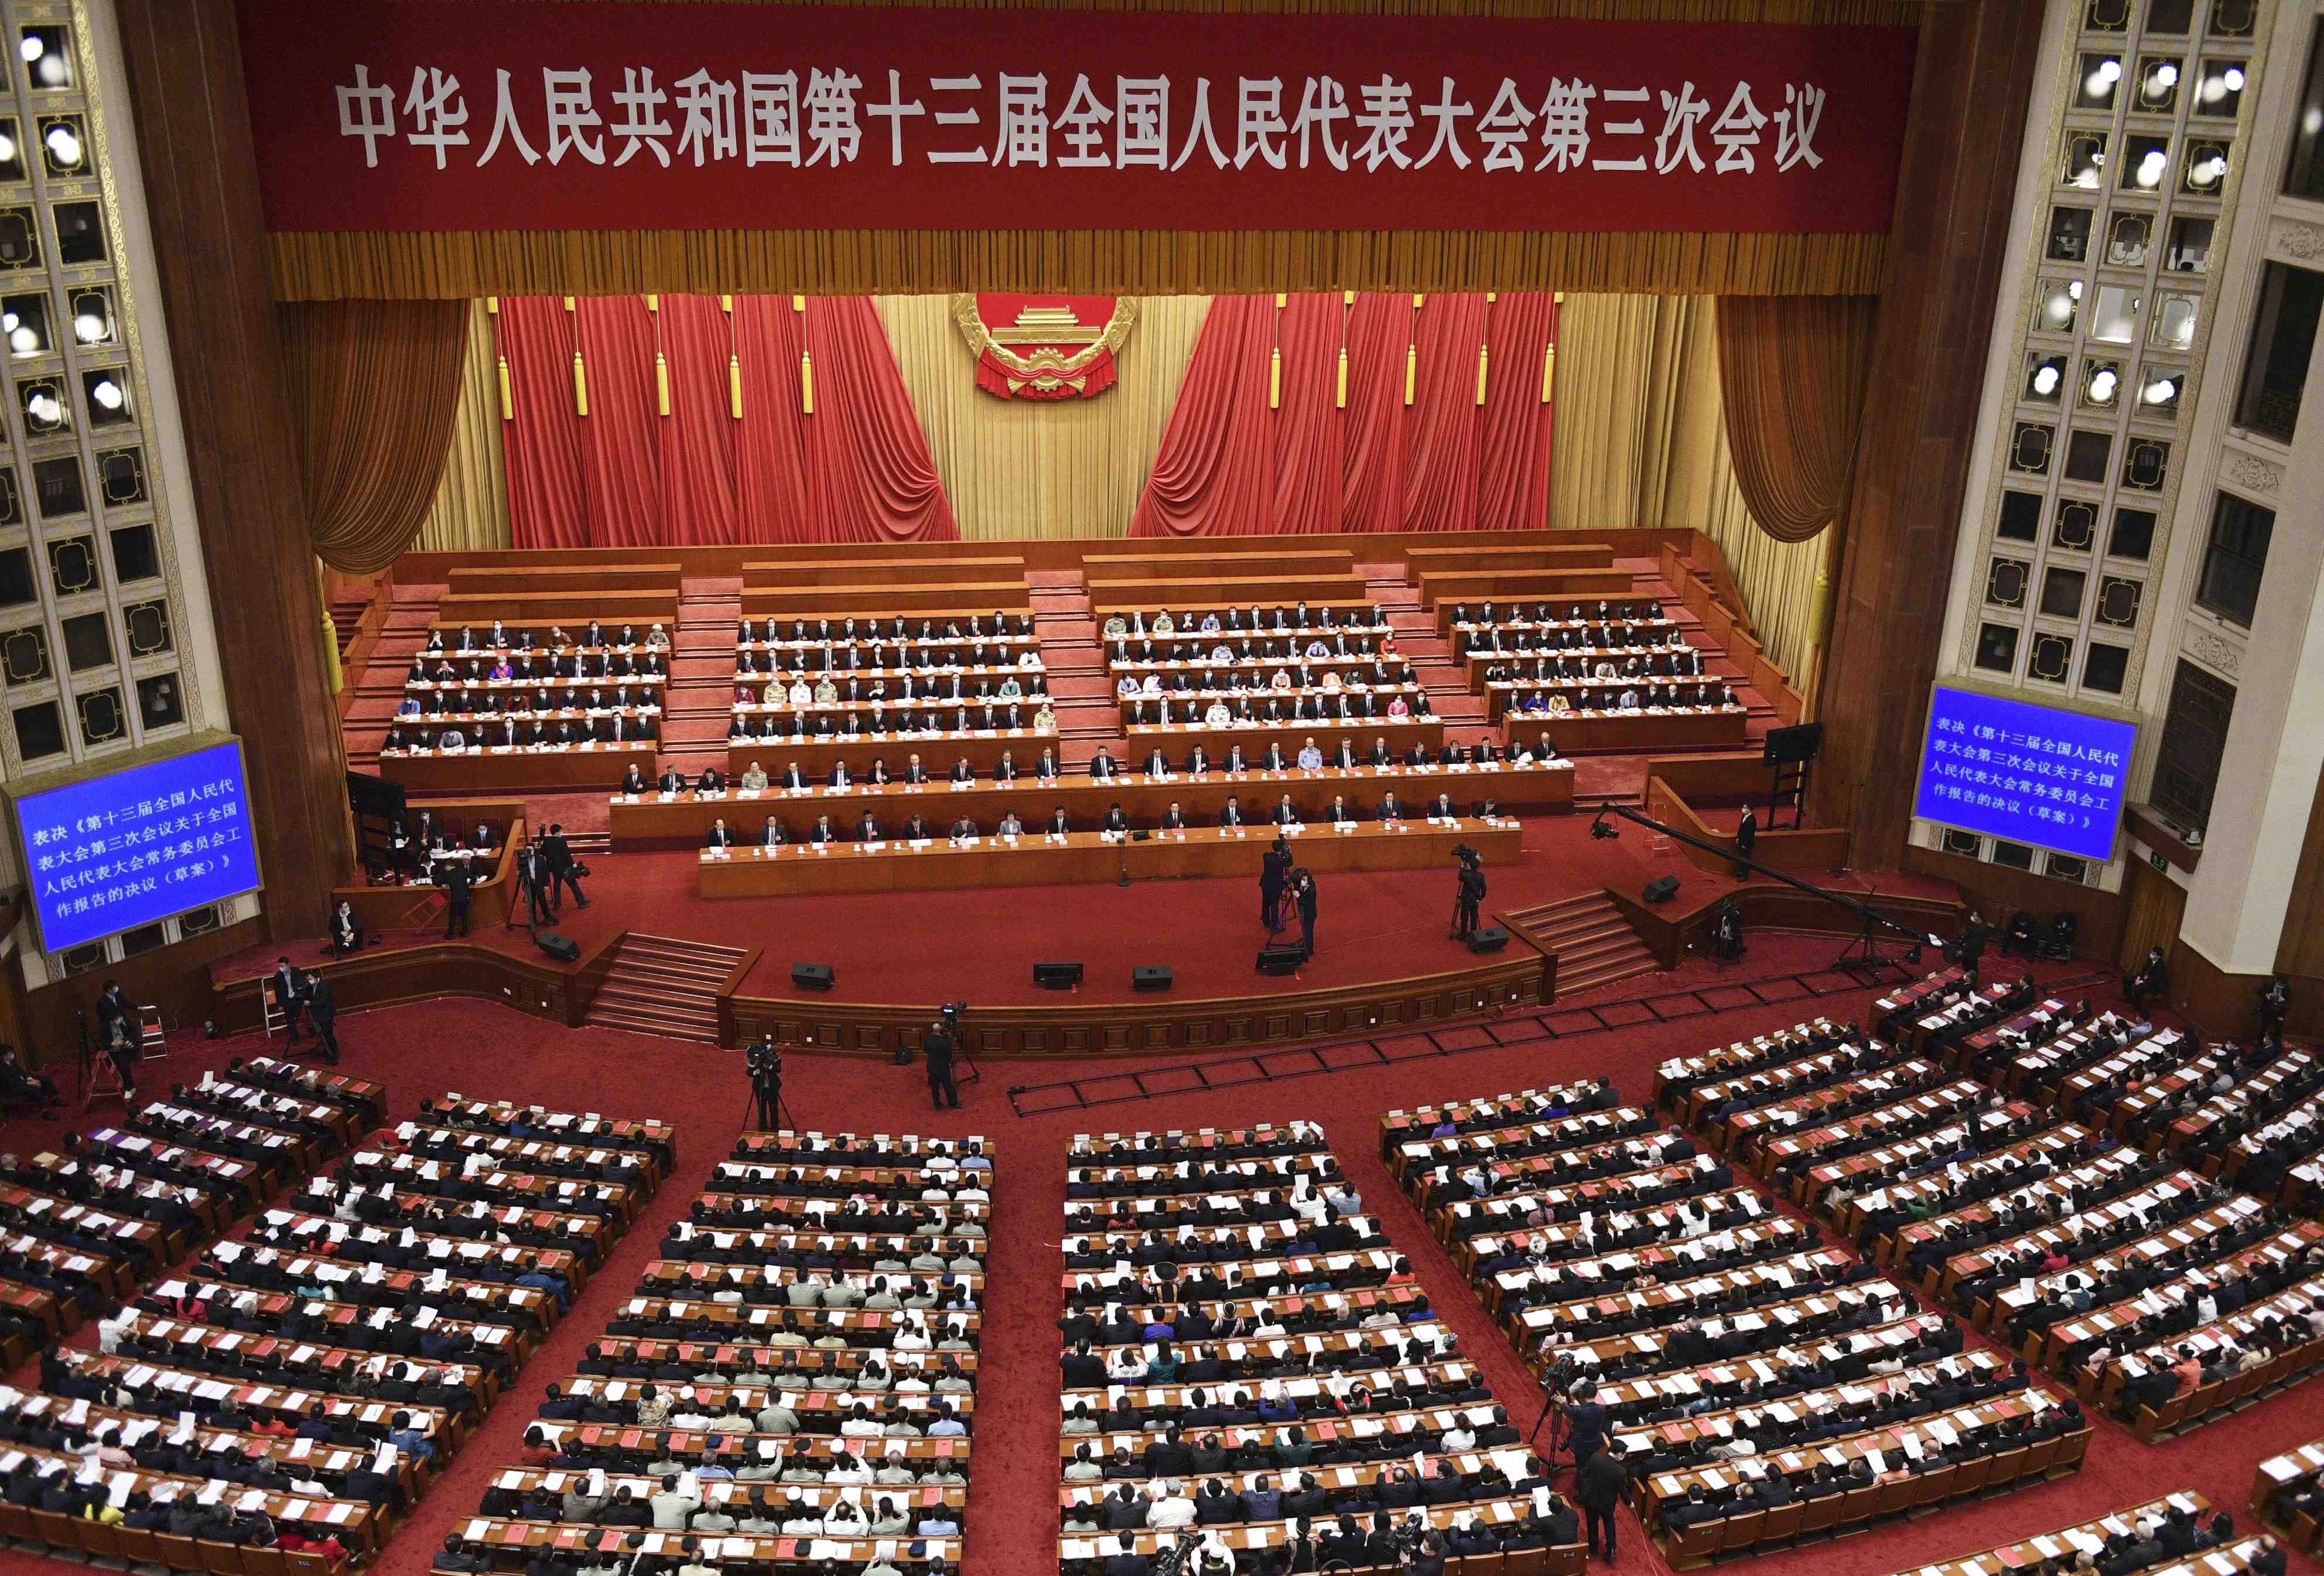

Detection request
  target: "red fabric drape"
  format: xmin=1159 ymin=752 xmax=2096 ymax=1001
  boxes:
xmin=1129 ymin=294 xmax=1275 ymax=538
xmin=1401 ymin=294 xmax=1487 ymax=533
xmin=1272 ymin=293 xmax=1345 ymax=536
xmin=572 ymin=296 xmax=661 ymax=548
xmin=1339 ymin=294 xmax=1410 ymax=535
xmin=1135 ymin=292 xmax=1555 ymax=536
xmin=495 ymin=293 xmax=955 ymax=545
xmin=734 ymin=295 xmax=813 ymax=541
xmin=655 ymin=296 xmax=741 ymax=544
xmin=1477 ymin=293 xmax=1560 ymax=534
xmin=497 ymin=298 xmax=588 ymax=549
xmin=799 ymin=297 xmax=959 ymax=543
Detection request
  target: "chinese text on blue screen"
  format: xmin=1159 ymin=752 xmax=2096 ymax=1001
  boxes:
xmin=13 ymin=740 xmax=257 ymax=952
xmin=1913 ymin=687 xmax=2136 ymax=864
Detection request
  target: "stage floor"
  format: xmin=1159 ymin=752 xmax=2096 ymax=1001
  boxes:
xmin=220 ymin=807 xmax=1960 ymax=1010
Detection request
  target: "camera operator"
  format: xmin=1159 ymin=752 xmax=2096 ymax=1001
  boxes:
xmin=745 ymin=1035 xmax=784 ymax=1130
xmin=923 ymin=1011 xmax=961 ymax=1111
xmin=1713 ymin=897 xmax=1745 ymax=962
xmin=1450 ymin=845 xmax=1487 ymax=941
xmin=1260 ymin=836 xmax=1292 ymax=930
xmin=1563 ymin=1385 xmax=1610 ymax=1468
xmin=1291 ymin=867 xmax=1318 ymax=959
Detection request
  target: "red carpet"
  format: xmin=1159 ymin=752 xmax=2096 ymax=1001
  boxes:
xmin=5 ymin=943 xmax=2321 ymax=1576
xmin=217 ymin=808 xmax=1964 ymax=1011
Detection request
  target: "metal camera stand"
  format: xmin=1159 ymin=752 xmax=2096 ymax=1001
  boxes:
xmin=741 ymin=1044 xmax=797 ymax=1130
xmin=941 ymin=1005 xmax=985 ymax=1087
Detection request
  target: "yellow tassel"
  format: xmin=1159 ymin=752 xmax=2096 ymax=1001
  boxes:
xmin=1403 ymin=344 xmax=1416 ymax=406
xmin=1554 ymin=291 xmax=1566 ymax=306
xmin=792 ymin=294 xmax=805 ymax=313
xmin=729 ymin=354 xmax=743 ymax=420
xmin=1335 ymin=347 xmax=1348 ymax=409
xmin=720 ymin=295 xmax=733 ymax=314
xmin=645 ymin=293 xmax=658 ymax=313
xmin=1475 ymin=342 xmax=1489 ymax=406
xmin=1412 ymin=293 xmax=1424 ymax=310
xmin=1541 ymin=343 xmax=1556 ymax=404
xmin=572 ymin=351 xmax=588 ymax=416
xmin=655 ymin=351 xmax=670 ymax=417
xmin=1342 ymin=290 xmax=1354 ymax=307
xmin=1269 ymin=348 xmax=1281 ymax=410
xmin=562 ymin=296 xmax=575 ymax=312
xmin=485 ymin=296 xmax=499 ymax=316
xmin=1274 ymin=292 xmax=1286 ymax=309
xmin=496 ymin=355 xmax=512 ymax=420
xmin=1486 ymin=292 xmax=1497 ymax=304
xmin=801 ymin=351 xmax=814 ymax=415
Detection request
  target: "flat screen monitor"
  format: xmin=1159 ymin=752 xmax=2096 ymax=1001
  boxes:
xmin=6 ymin=735 xmax=259 ymax=953
xmin=1912 ymin=685 xmax=2135 ymax=864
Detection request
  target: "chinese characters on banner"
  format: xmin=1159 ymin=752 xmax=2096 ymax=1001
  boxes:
xmin=233 ymin=0 xmax=1916 ymax=234
xmin=1912 ymin=688 xmax=2138 ymax=865
xmin=9 ymin=740 xmax=260 ymax=952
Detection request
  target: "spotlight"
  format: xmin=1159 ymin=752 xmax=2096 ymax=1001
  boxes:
xmin=2189 ymin=154 xmax=2225 ymax=189
xmin=2031 ymin=364 xmax=2062 ymax=396
xmin=72 ymin=309 xmax=104 ymax=344
xmin=7 ymin=324 xmax=34 ymax=354
xmin=34 ymin=53 xmax=62 ymax=87
xmin=2142 ymin=376 xmax=2178 ymax=405
xmin=17 ymin=36 xmax=39 ymax=62
xmin=2087 ymin=368 xmax=2118 ymax=404
xmin=2225 ymin=67 xmax=2246 ymax=91
xmin=2135 ymin=149 xmax=2167 ymax=187
xmin=0 ymin=132 xmax=15 ymax=163
xmin=90 ymin=377 xmax=121 ymax=411
xmin=43 ymin=124 xmax=79 ymax=167
xmin=25 ymin=389 xmax=59 ymax=426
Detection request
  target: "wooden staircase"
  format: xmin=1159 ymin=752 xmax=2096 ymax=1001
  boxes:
xmin=583 ymin=932 xmax=746 ymax=1044
xmin=1504 ymin=891 xmax=1660 ymax=999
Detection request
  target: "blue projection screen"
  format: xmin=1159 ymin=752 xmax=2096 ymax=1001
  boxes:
xmin=8 ymin=737 xmax=258 ymax=952
xmin=1913 ymin=686 xmax=2136 ymax=863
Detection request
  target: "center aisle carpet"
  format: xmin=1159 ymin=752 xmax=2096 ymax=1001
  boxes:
xmin=1 ymin=944 xmax=2318 ymax=1576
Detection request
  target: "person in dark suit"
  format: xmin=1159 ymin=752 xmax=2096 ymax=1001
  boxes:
xmin=924 ymin=1017 xmax=961 ymax=1110
xmin=1575 ymin=1446 xmax=1626 ymax=1563
xmin=302 ymin=972 xmax=340 ymax=1065
xmin=542 ymin=823 xmax=588 ymax=910
xmin=1260 ymin=837 xmax=1291 ymax=927
xmin=1732 ymin=803 xmax=1756 ymax=878
xmin=1219 ymin=798 xmax=1246 ymax=829
xmin=1047 ymin=806 xmax=1072 ymax=835
xmin=1090 ymin=748 xmax=1120 ymax=780
xmin=2127 ymin=946 xmax=2168 ymax=1014
xmin=706 ymin=819 xmax=735 ymax=850
xmin=268 ymin=956 xmax=306 ymax=1044
xmin=439 ymin=857 xmax=474 ymax=939
xmin=1292 ymin=870 xmax=1318 ymax=959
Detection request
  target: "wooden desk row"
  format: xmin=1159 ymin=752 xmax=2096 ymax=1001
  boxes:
xmin=1498 ymin=708 xmax=1748 ymax=755
xmin=616 ymin=762 xmax=1573 ymax=849
xmin=1890 ymin=1490 xmax=2216 ymax=1576
xmin=2253 ymin=1438 xmax=2324 ymax=1553
xmin=697 ymin=820 xmax=1519 ymax=898
xmin=379 ymin=745 xmax=657 ymax=796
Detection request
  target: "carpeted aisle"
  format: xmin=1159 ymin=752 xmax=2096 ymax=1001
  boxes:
xmin=2 ymin=952 xmax=2319 ymax=1576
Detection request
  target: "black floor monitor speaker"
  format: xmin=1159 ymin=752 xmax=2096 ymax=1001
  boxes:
xmin=791 ymin=962 xmax=835 ymax=991
xmin=1132 ymin=965 xmax=1173 ymax=992
xmin=1256 ymin=946 xmax=1305 ymax=976
xmin=535 ymin=931 xmax=580 ymax=963
xmin=1643 ymin=875 xmax=1682 ymax=904
xmin=1034 ymin=961 xmax=1085 ymax=990
xmin=1466 ymin=926 xmax=1510 ymax=953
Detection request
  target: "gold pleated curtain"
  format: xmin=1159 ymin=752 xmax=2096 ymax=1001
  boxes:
xmin=1548 ymin=293 xmax=1827 ymax=677
xmin=415 ymin=299 xmax=514 ymax=551
xmin=1714 ymin=295 xmax=1879 ymax=542
xmin=276 ymin=298 xmax=470 ymax=570
xmin=873 ymin=295 xmax=1208 ymax=541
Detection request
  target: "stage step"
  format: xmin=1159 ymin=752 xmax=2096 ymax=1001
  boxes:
xmin=585 ymin=932 xmax=746 ymax=1044
xmin=1502 ymin=891 xmax=1660 ymax=999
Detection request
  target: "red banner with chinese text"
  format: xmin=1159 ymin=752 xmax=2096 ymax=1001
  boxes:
xmin=234 ymin=0 xmax=1916 ymax=235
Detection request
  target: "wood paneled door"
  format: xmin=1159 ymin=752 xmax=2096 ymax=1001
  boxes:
xmin=2118 ymin=857 xmax=2187 ymax=977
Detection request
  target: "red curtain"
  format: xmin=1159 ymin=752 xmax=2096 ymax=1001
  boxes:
xmin=1339 ymin=293 xmax=1411 ymax=535
xmin=800 ymin=297 xmax=959 ymax=543
xmin=1134 ymin=291 xmax=1558 ymax=536
xmin=1401 ymin=293 xmax=1486 ymax=533
xmin=1272 ymin=293 xmax=1345 ymax=536
xmin=1477 ymin=293 xmax=1560 ymax=534
xmin=496 ymin=297 xmax=588 ymax=549
xmin=495 ymin=293 xmax=955 ymax=545
xmin=734 ymin=295 xmax=813 ymax=541
xmin=1129 ymin=294 xmax=1275 ymax=538
xmin=572 ymin=296 xmax=661 ymax=547
xmin=655 ymin=295 xmax=741 ymax=543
